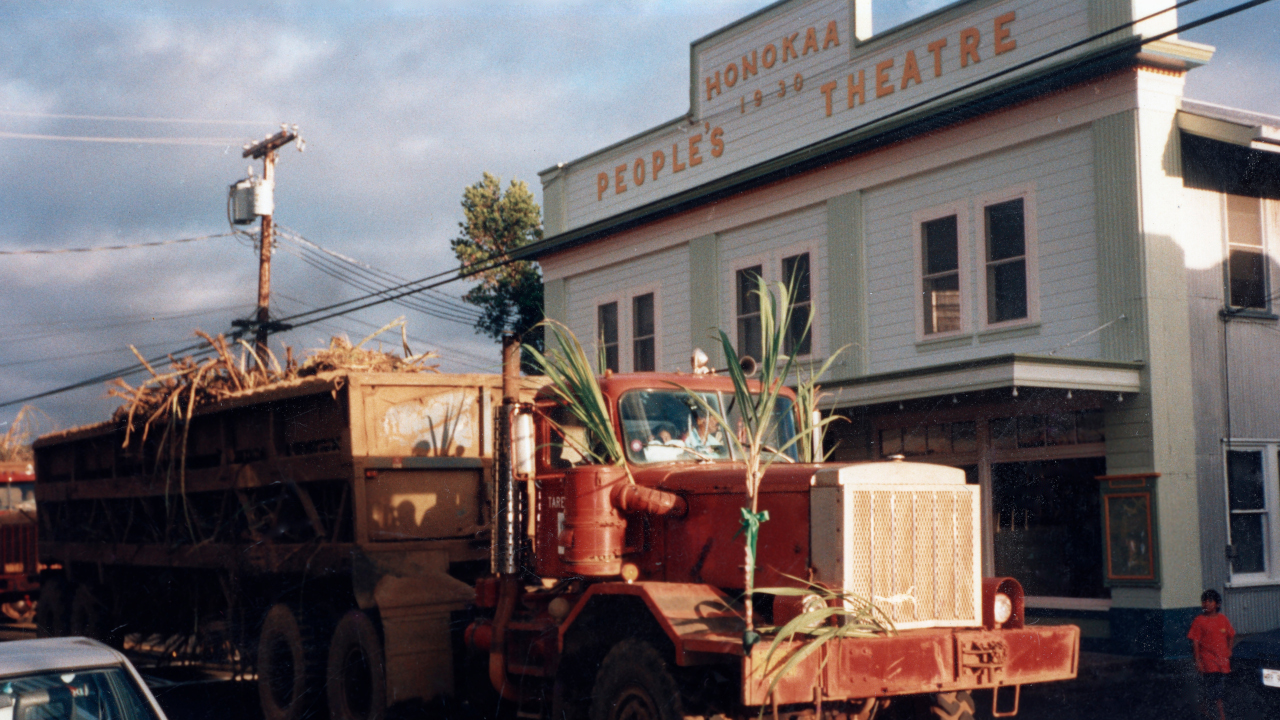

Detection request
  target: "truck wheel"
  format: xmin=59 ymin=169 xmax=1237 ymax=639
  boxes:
xmin=326 ymin=610 xmax=386 ymax=720
xmin=35 ymin=578 xmax=70 ymax=638
xmin=258 ymin=603 xmax=328 ymax=720
xmin=928 ymin=691 xmax=975 ymax=720
xmin=589 ymin=639 xmax=683 ymax=720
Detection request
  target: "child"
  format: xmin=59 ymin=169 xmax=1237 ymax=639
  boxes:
xmin=1187 ymin=589 xmax=1235 ymax=720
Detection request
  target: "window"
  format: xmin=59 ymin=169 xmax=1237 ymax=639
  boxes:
xmin=632 ymin=293 xmax=655 ymax=372
xmin=1224 ymin=443 xmax=1280 ymax=583
xmin=782 ymin=252 xmax=812 ymax=355
xmin=984 ymin=199 xmax=1028 ymax=324
xmin=736 ymin=265 xmax=763 ymax=361
xmin=597 ymin=301 xmax=619 ymax=373
xmin=921 ymin=215 xmax=961 ymax=335
xmin=1226 ymin=194 xmax=1267 ymax=310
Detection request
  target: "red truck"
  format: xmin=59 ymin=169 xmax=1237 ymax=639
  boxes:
xmin=0 ymin=461 xmax=38 ymax=623
xmin=32 ymin=341 xmax=1077 ymax=720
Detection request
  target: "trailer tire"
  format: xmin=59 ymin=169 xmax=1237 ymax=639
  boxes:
xmin=258 ymin=603 xmax=328 ymax=720
xmin=35 ymin=578 xmax=70 ymax=638
xmin=589 ymin=639 xmax=683 ymax=720
xmin=928 ymin=691 xmax=975 ymax=720
xmin=326 ymin=610 xmax=386 ymax=720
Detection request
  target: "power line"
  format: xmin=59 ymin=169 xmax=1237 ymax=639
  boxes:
xmin=0 ymin=232 xmax=236 ymax=255
xmin=0 ymin=110 xmax=269 ymax=126
xmin=274 ymin=225 xmax=482 ymax=320
xmin=271 ymin=229 xmax=483 ymax=325
xmin=0 ymin=130 xmax=240 ymax=146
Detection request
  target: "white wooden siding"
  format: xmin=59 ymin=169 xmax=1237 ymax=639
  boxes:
xmin=563 ymin=245 xmax=692 ymax=374
xmin=861 ymin=127 xmax=1099 ymax=370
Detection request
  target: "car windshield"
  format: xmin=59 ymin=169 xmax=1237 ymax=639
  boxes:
xmin=0 ymin=667 xmax=161 ymax=720
xmin=618 ymin=389 xmax=798 ymax=464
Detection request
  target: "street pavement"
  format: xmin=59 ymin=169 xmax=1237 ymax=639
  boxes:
xmin=3 ymin=623 xmax=1280 ymax=719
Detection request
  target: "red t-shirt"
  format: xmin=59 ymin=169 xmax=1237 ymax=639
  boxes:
xmin=1188 ymin=612 xmax=1235 ymax=673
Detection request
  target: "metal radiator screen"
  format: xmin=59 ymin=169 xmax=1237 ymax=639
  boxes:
xmin=846 ymin=488 xmax=980 ymax=629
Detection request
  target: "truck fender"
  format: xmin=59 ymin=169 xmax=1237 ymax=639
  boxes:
xmin=373 ymin=572 xmax=474 ymax=705
xmin=558 ymin=582 xmax=745 ymax=667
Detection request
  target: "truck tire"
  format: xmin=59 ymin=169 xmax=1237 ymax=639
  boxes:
xmin=326 ymin=610 xmax=386 ymax=720
xmin=928 ymin=691 xmax=975 ymax=720
xmin=258 ymin=603 xmax=329 ymax=720
xmin=589 ymin=639 xmax=683 ymax=720
xmin=35 ymin=578 xmax=70 ymax=638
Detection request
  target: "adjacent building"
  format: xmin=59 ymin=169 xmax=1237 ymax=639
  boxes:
xmin=518 ymin=0 xmax=1280 ymax=656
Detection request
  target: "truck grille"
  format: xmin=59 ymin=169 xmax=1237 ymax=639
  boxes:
xmin=811 ymin=464 xmax=982 ymax=630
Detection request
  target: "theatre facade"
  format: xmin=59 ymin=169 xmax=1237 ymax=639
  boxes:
xmin=519 ymin=0 xmax=1280 ymax=656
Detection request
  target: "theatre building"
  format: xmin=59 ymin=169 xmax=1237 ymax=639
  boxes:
xmin=518 ymin=0 xmax=1280 ymax=656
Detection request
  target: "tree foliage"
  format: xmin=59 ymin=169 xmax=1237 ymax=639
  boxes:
xmin=451 ymin=173 xmax=544 ymax=354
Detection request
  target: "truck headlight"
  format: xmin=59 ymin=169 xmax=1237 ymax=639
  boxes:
xmin=993 ymin=592 xmax=1013 ymax=625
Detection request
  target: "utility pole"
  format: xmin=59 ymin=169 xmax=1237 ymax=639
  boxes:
xmin=238 ymin=125 xmax=301 ymax=359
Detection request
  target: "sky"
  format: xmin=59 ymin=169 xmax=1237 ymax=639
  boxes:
xmin=0 ymin=0 xmax=1276 ymax=432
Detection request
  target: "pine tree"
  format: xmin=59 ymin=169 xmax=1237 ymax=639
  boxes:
xmin=451 ymin=173 xmax=544 ymax=359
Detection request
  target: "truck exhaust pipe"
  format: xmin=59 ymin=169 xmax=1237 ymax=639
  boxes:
xmin=490 ymin=333 xmax=523 ymax=701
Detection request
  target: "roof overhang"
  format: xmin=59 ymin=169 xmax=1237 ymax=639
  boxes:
xmin=818 ymin=354 xmax=1143 ymax=409
xmin=1178 ymin=100 xmax=1280 ymax=155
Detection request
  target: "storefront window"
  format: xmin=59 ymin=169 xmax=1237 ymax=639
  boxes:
xmin=993 ymin=458 xmax=1108 ymax=598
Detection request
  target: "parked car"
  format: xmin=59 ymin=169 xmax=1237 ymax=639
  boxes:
xmin=0 ymin=637 xmax=167 ymax=719
xmin=1230 ymin=627 xmax=1280 ymax=709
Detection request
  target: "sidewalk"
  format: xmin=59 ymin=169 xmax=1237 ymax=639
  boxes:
xmin=994 ymin=651 xmax=1280 ymax=720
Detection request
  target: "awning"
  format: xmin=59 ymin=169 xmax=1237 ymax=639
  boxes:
xmin=1178 ymin=100 xmax=1280 ymax=155
xmin=819 ymin=354 xmax=1143 ymax=409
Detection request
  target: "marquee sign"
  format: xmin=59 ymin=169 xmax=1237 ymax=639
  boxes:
xmin=548 ymin=0 xmax=1125 ymax=235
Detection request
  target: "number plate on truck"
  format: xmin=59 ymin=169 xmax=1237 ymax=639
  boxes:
xmin=1263 ymin=668 xmax=1280 ymax=688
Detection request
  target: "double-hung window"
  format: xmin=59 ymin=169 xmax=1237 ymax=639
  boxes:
xmin=1225 ymin=443 xmax=1280 ymax=583
xmin=984 ymin=198 xmax=1028 ymax=325
xmin=632 ymin=293 xmax=655 ymax=372
xmin=782 ymin=252 xmax=812 ymax=356
xmin=736 ymin=265 xmax=763 ymax=361
xmin=597 ymin=301 xmax=619 ymax=373
xmin=921 ymin=215 xmax=961 ymax=336
xmin=1225 ymin=194 xmax=1268 ymax=311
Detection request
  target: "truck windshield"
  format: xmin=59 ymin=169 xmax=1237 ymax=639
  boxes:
xmin=618 ymin=389 xmax=798 ymax=464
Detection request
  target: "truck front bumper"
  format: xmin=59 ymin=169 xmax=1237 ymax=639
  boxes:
xmin=742 ymin=624 xmax=1080 ymax=706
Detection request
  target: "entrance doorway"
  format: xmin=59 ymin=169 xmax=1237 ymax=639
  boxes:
xmin=992 ymin=458 xmax=1107 ymax=598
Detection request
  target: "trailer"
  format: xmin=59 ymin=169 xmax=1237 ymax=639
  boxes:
xmin=0 ymin=461 xmax=38 ymax=623
xmin=33 ymin=343 xmax=1077 ymax=720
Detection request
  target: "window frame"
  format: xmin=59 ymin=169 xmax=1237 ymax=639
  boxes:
xmin=730 ymin=256 xmax=768 ymax=364
xmin=1222 ymin=193 xmax=1271 ymax=313
xmin=976 ymin=184 xmax=1039 ymax=332
xmin=1224 ymin=440 xmax=1280 ymax=586
xmin=913 ymin=202 xmax=971 ymax=342
xmin=779 ymin=246 xmax=818 ymax=359
xmin=631 ymin=290 xmax=658 ymax=372
xmin=595 ymin=298 xmax=621 ymax=373
xmin=592 ymin=286 xmax=661 ymax=373
xmin=728 ymin=243 xmax=820 ymax=363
